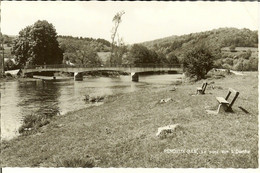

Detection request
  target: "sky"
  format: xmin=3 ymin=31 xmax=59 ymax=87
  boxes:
xmin=1 ymin=1 xmax=259 ymax=44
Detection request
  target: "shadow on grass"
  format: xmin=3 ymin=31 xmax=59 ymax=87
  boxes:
xmin=238 ymin=106 xmax=250 ymax=114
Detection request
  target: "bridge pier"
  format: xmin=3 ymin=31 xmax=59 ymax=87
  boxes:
xmin=74 ymin=72 xmax=83 ymax=81
xmin=131 ymin=72 xmax=139 ymax=82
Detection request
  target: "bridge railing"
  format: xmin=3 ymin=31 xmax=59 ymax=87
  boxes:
xmin=24 ymin=63 xmax=182 ymax=69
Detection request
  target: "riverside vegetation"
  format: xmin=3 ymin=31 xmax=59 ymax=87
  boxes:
xmin=0 ymin=71 xmax=258 ymax=168
xmin=2 ymin=28 xmax=258 ymax=73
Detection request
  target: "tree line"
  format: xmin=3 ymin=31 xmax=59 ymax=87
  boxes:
xmin=3 ymin=19 xmax=258 ymax=80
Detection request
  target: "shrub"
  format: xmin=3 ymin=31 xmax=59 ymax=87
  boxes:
xmin=243 ymin=59 xmax=250 ymax=71
xmin=238 ymin=52 xmax=251 ymax=60
xmin=229 ymin=45 xmax=236 ymax=52
xmin=233 ymin=59 xmax=243 ymax=71
xmin=4 ymin=72 xmax=13 ymax=77
xmin=18 ymin=114 xmax=50 ymax=133
xmin=167 ymin=52 xmax=179 ymax=64
xmin=245 ymin=49 xmax=252 ymax=59
xmin=183 ymin=45 xmax=214 ymax=80
xmin=54 ymin=156 xmax=95 ymax=167
xmin=223 ymin=58 xmax=234 ymax=66
xmin=4 ymin=59 xmax=16 ymax=71
xmin=207 ymin=69 xmax=231 ymax=79
xmin=213 ymin=59 xmax=222 ymax=68
xmin=248 ymin=57 xmax=258 ymax=71
xmin=222 ymin=63 xmax=232 ymax=70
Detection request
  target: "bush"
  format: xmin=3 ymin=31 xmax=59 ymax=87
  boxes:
xmin=233 ymin=59 xmax=243 ymax=71
xmin=167 ymin=52 xmax=179 ymax=64
xmin=213 ymin=59 xmax=222 ymax=68
xmin=238 ymin=52 xmax=251 ymax=60
xmin=18 ymin=114 xmax=50 ymax=133
xmin=4 ymin=73 xmax=13 ymax=77
xmin=229 ymin=45 xmax=236 ymax=52
xmin=222 ymin=63 xmax=232 ymax=70
xmin=243 ymin=59 xmax=250 ymax=71
xmin=245 ymin=49 xmax=252 ymax=59
xmin=207 ymin=69 xmax=232 ymax=79
xmin=183 ymin=45 xmax=214 ymax=80
xmin=54 ymin=156 xmax=95 ymax=167
xmin=248 ymin=57 xmax=258 ymax=71
xmin=4 ymin=59 xmax=16 ymax=70
xmin=223 ymin=58 xmax=234 ymax=66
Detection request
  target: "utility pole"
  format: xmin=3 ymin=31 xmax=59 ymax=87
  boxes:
xmin=0 ymin=37 xmax=4 ymax=76
xmin=0 ymin=2 xmax=4 ymax=76
xmin=2 ymin=45 xmax=4 ymax=75
xmin=2 ymin=43 xmax=4 ymax=75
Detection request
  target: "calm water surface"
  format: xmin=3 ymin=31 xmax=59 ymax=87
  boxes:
xmin=0 ymin=74 xmax=183 ymax=140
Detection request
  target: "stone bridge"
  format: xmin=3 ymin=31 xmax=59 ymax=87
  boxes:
xmin=22 ymin=64 xmax=183 ymax=81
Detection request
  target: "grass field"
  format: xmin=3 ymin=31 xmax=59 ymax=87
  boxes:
xmin=221 ymin=47 xmax=258 ymax=59
xmin=0 ymin=72 xmax=258 ymax=168
xmin=221 ymin=47 xmax=258 ymax=52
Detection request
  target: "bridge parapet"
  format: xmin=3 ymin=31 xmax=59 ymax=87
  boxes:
xmin=24 ymin=63 xmax=182 ymax=69
xmin=22 ymin=63 xmax=183 ymax=81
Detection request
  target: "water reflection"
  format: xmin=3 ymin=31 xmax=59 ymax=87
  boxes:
xmin=1 ymin=74 xmax=182 ymax=140
xmin=1 ymin=82 xmax=22 ymax=140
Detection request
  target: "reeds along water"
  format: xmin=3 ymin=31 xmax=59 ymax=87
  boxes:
xmin=84 ymin=95 xmax=105 ymax=103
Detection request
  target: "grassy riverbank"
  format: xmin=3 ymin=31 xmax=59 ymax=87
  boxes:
xmin=0 ymin=72 xmax=258 ymax=168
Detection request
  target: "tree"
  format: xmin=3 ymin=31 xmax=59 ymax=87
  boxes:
xmin=127 ymin=44 xmax=153 ymax=65
xmin=74 ymin=45 xmax=101 ymax=67
xmin=155 ymin=51 xmax=167 ymax=64
xmin=12 ymin=26 xmax=31 ymax=67
xmin=222 ymin=63 xmax=232 ymax=70
xmin=229 ymin=45 xmax=236 ymax=52
xmin=114 ymin=38 xmax=127 ymax=65
xmin=126 ymin=44 xmax=170 ymax=66
xmin=4 ymin=59 xmax=16 ymax=70
xmin=243 ymin=49 xmax=252 ymax=59
xmin=183 ymin=45 xmax=214 ymax=80
xmin=223 ymin=58 xmax=233 ymax=66
xmin=213 ymin=59 xmax=222 ymax=68
xmin=233 ymin=59 xmax=243 ymax=71
xmin=110 ymin=11 xmax=125 ymax=65
xmin=167 ymin=52 xmax=179 ymax=64
xmin=248 ymin=57 xmax=258 ymax=71
xmin=12 ymin=20 xmax=63 ymax=67
xmin=0 ymin=32 xmax=5 ymax=75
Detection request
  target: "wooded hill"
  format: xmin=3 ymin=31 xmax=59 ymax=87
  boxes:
xmin=141 ymin=27 xmax=258 ymax=71
xmin=142 ymin=27 xmax=257 ymax=56
xmin=2 ymin=27 xmax=258 ymax=71
xmin=57 ymin=36 xmax=112 ymax=65
xmin=1 ymin=34 xmax=112 ymax=69
xmin=58 ymin=35 xmax=111 ymax=53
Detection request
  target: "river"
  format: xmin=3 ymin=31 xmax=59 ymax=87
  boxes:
xmin=0 ymin=74 xmax=183 ymax=140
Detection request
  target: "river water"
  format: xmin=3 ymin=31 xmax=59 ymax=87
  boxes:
xmin=0 ymin=74 xmax=183 ymax=140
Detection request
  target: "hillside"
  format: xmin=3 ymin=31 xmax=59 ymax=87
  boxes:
xmin=58 ymin=35 xmax=111 ymax=53
xmin=2 ymin=28 xmax=258 ymax=71
xmin=57 ymin=36 xmax=112 ymax=65
xmin=142 ymin=28 xmax=258 ymax=52
xmin=141 ymin=28 xmax=258 ymax=71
